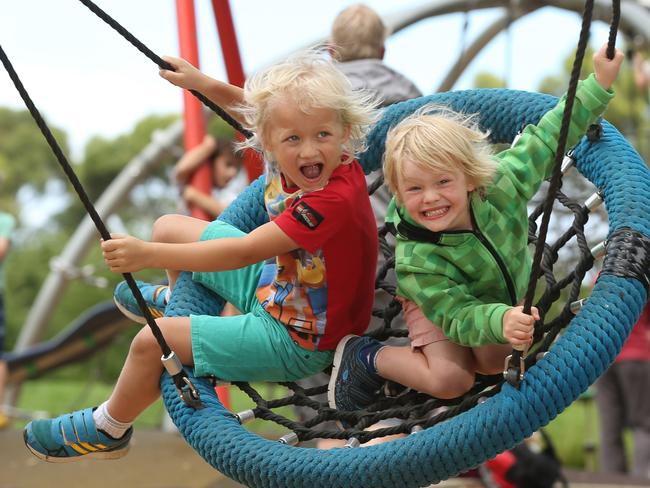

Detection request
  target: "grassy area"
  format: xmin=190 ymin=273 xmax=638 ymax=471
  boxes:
xmin=545 ymin=391 xmax=600 ymax=469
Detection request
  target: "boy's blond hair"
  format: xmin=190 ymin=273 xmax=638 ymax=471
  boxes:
xmin=237 ymin=50 xmax=378 ymax=174
xmin=330 ymin=4 xmax=386 ymax=62
xmin=383 ymin=104 xmax=497 ymax=200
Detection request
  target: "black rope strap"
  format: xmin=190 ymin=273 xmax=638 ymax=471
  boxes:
xmin=0 ymin=42 xmax=202 ymax=408
xmin=601 ymin=228 xmax=650 ymax=289
xmin=77 ymin=0 xmax=252 ymax=139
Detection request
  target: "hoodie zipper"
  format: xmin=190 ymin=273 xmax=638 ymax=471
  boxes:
xmin=470 ymin=208 xmax=517 ymax=306
xmin=392 ymin=206 xmax=518 ymax=306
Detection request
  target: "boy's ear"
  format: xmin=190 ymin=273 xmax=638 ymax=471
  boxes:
xmin=467 ymin=178 xmax=477 ymax=193
xmin=342 ymin=124 xmax=352 ymax=143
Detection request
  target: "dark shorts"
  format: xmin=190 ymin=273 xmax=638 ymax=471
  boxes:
xmin=596 ymin=360 xmax=650 ymax=429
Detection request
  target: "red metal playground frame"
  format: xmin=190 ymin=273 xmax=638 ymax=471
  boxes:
xmin=175 ymin=0 xmax=261 ymax=407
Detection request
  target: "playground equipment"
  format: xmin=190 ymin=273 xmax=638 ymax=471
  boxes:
xmin=3 ymin=1 xmax=650 ymax=486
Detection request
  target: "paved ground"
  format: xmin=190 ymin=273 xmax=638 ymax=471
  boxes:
xmin=1 ymin=429 xmax=245 ymax=488
xmin=2 ymin=428 xmax=649 ymax=488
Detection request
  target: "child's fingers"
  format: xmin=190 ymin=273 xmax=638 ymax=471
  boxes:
xmin=530 ymin=306 xmax=540 ymax=322
xmin=509 ymin=329 xmax=532 ymax=341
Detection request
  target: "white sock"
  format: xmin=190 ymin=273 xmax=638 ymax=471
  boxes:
xmin=93 ymin=401 xmax=132 ymax=439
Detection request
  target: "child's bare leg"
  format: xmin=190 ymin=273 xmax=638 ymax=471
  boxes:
xmin=472 ymin=343 xmax=512 ymax=375
xmin=151 ymin=214 xmax=208 ymax=289
xmin=105 ymin=316 xmax=193 ymax=423
xmin=375 ymin=341 xmax=476 ymax=399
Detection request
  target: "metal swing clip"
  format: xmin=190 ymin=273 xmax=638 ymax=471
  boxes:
xmin=162 ymin=351 xmax=204 ymax=409
xmin=503 ymin=353 xmax=525 ymax=386
xmin=179 ymin=376 xmax=204 ymax=409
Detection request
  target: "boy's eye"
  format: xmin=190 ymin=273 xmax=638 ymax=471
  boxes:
xmin=438 ymin=178 xmax=451 ymax=185
xmin=285 ymin=135 xmax=299 ymax=142
xmin=318 ymin=131 xmax=331 ymax=138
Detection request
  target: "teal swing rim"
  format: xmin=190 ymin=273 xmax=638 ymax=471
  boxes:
xmin=160 ymin=88 xmax=650 ymax=488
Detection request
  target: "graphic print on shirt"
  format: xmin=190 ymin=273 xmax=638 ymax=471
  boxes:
xmin=256 ymin=176 xmax=328 ymax=350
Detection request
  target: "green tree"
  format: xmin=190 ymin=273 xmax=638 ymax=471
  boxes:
xmin=0 ymin=108 xmax=70 ymax=214
xmin=473 ymin=72 xmax=506 ymax=89
xmin=57 ymin=114 xmax=179 ymax=232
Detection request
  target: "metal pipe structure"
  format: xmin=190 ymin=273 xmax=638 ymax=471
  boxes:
xmin=13 ymin=120 xmax=184 ymax=353
xmin=435 ymin=6 xmax=542 ymax=92
xmin=211 ymin=0 xmax=264 ymax=181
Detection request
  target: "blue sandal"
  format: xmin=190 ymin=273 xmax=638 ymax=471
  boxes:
xmin=23 ymin=407 xmax=132 ymax=463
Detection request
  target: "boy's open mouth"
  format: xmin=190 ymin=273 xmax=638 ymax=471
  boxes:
xmin=300 ymin=163 xmax=323 ymax=180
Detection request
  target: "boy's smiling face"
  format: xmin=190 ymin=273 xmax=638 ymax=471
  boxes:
xmin=264 ymin=101 xmax=350 ymax=192
xmin=398 ymin=158 xmax=475 ymax=233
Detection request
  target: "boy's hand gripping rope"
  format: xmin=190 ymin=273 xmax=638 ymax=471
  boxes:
xmin=504 ymin=0 xmax=620 ymax=386
xmin=0 ymin=42 xmax=203 ymax=410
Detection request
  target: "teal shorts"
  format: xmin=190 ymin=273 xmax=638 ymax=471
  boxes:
xmin=191 ymin=220 xmax=333 ymax=382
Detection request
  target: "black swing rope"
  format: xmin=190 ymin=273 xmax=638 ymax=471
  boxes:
xmin=506 ymin=0 xmax=619 ymax=385
xmin=0 ymin=0 xmax=621 ymax=443
xmin=0 ymin=43 xmax=204 ymax=409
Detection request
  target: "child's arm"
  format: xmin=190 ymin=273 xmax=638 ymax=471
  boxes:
xmin=593 ymin=43 xmax=625 ymax=90
xmin=159 ymin=56 xmax=245 ymax=124
xmin=495 ymin=44 xmax=622 ymax=201
xmin=101 ymin=221 xmax=297 ymax=274
xmin=174 ymin=135 xmax=218 ymax=184
xmin=182 ymin=186 xmax=227 ymax=219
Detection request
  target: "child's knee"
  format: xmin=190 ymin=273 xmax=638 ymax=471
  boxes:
xmin=130 ymin=327 xmax=160 ymax=358
xmin=151 ymin=214 xmax=180 ymax=242
xmin=431 ymin=366 xmax=475 ymax=399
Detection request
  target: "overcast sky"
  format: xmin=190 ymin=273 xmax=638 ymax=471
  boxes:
xmin=0 ymin=1 xmax=612 ymax=160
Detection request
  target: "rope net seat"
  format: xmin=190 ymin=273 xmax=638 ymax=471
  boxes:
xmin=160 ymin=88 xmax=650 ymax=488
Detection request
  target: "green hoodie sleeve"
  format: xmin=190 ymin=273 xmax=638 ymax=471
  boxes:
xmin=397 ymin=264 xmax=509 ymax=346
xmin=494 ymin=73 xmax=614 ymax=202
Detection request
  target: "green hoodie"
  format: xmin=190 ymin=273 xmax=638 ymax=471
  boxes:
xmin=385 ymin=74 xmax=614 ymax=346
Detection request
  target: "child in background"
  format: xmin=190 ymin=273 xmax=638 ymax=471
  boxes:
xmin=24 ymin=50 xmax=379 ymax=462
xmin=330 ymin=43 xmax=623 ymax=411
xmin=174 ymin=134 xmax=247 ymax=219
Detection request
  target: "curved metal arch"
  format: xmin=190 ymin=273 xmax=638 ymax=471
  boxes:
xmin=388 ymin=0 xmax=650 ymax=42
xmin=384 ymin=0 xmax=650 ymax=92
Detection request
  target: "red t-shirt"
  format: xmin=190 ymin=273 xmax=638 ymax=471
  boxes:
xmin=593 ymin=275 xmax=650 ymax=362
xmin=255 ymin=161 xmax=377 ymax=351
xmin=616 ymin=301 xmax=650 ymax=362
